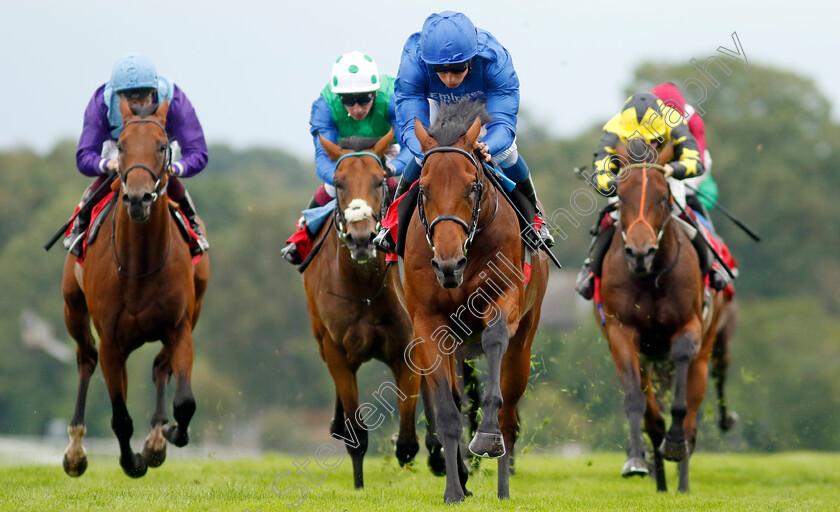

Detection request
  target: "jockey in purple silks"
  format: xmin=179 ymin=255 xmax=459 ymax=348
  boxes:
xmin=66 ymin=53 xmax=209 ymax=257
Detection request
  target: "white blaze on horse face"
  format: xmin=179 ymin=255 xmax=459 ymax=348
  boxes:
xmin=344 ymin=199 xmax=375 ymax=223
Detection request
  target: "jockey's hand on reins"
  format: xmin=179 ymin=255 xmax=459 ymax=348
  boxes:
xmin=662 ymin=164 xmax=675 ymax=179
xmin=106 ymin=158 xmax=119 ymax=172
xmin=475 ymin=142 xmax=492 ymax=162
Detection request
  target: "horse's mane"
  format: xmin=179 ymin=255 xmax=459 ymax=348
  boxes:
xmin=338 ymin=136 xmax=381 ymax=151
xmin=428 ymin=99 xmax=494 ymax=146
xmin=130 ymin=104 xmax=160 ymax=118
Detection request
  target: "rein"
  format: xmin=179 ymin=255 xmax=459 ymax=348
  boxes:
xmin=417 ymin=146 xmax=489 ymax=254
xmin=111 ymin=117 xmax=173 ymax=278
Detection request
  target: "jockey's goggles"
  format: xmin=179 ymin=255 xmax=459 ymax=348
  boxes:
xmin=340 ymin=92 xmax=375 ymax=107
xmin=430 ymin=60 xmax=470 ymax=74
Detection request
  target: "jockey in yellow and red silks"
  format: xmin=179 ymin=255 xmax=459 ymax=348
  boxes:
xmin=590 ymin=93 xmax=703 ymax=196
xmin=575 ymin=93 xmax=734 ymax=300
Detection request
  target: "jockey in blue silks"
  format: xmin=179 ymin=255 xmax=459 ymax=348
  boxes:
xmin=373 ymin=10 xmax=553 ymax=254
xmin=66 ymin=53 xmax=209 ymax=258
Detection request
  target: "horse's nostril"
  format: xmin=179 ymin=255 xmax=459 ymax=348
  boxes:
xmin=142 ymin=193 xmax=154 ymax=203
xmin=454 ymin=257 xmax=467 ymax=272
xmin=646 ymin=247 xmax=656 ymax=257
xmin=625 ymin=247 xmax=634 ymax=257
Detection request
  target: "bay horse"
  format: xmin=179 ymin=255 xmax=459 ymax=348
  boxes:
xmin=302 ymin=129 xmax=426 ymax=489
xmin=598 ymin=160 xmax=723 ymax=492
xmin=61 ymin=98 xmax=210 ymax=477
xmin=402 ymin=101 xmax=549 ymax=503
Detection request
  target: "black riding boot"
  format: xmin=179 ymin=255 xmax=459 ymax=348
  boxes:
xmin=280 ymin=195 xmax=320 ymax=265
xmin=178 ymin=190 xmax=210 ymax=256
xmin=688 ymin=226 xmax=730 ymax=291
xmin=373 ymin=175 xmax=411 ymax=253
xmin=575 ymin=208 xmax=617 ymax=300
xmin=518 ymin=175 xmax=555 ymax=248
xmin=64 ymin=186 xmax=96 ymax=258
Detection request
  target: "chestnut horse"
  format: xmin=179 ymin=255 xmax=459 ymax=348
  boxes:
xmin=302 ymin=130 xmax=425 ymax=489
xmin=61 ymin=99 xmax=210 ymax=477
xmin=402 ymin=101 xmax=549 ymax=503
xmin=598 ymin=161 xmax=723 ymax=492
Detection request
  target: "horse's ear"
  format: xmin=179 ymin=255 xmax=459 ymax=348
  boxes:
xmin=372 ymin=126 xmax=394 ymax=159
xmin=464 ymin=116 xmax=482 ymax=149
xmin=155 ymin=99 xmax=170 ymax=124
xmin=415 ymin=117 xmax=435 ymax=151
xmin=318 ymin=133 xmax=343 ymax=162
xmin=119 ymin=96 xmax=133 ymax=121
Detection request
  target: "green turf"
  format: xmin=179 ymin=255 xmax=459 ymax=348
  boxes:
xmin=2 ymin=452 xmax=838 ymax=511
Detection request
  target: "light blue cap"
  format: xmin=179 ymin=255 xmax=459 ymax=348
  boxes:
xmin=110 ymin=53 xmax=158 ymax=92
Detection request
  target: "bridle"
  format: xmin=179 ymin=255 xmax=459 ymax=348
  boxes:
xmin=118 ymin=118 xmax=171 ymax=202
xmin=417 ymin=146 xmax=494 ymax=254
xmin=618 ymin=163 xmax=672 ymax=252
xmin=111 ymin=117 xmax=172 ymax=278
xmin=332 ymin=151 xmax=390 ymax=238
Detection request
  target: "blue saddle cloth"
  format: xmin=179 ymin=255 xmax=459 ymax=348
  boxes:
xmin=303 ymin=199 xmax=336 ymax=235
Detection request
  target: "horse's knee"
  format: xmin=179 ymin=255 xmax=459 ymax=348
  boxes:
xmin=437 ymin=406 xmax=463 ymax=440
xmin=671 ymin=333 xmax=697 ymax=363
xmin=624 ymin=387 xmax=646 ymax=416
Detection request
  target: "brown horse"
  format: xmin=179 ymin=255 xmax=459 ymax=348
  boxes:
xmin=302 ymin=130 xmax=424 ymax=489
xmin=598 ymin=161 xmax=723 ymax=492
xmin=61 ymin=99 xmax=210 ymax=477
xmin=402 ymin=101 xmax=549 ymax=503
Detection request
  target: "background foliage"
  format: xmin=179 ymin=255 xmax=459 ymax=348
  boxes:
xmin=1 ymin=63 xmax=837 ymax=455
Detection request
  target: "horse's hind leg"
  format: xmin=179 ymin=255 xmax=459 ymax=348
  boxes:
xmin=62 ymin=259 xmax=98 ymax=477
xmin=641 ymin=366 xmax=667 ymax=492
xmin=162 ymin=326 xmax=196 ymax=448
xmin=468 ymin=316 xmax=509 ymax=459
xmin=461 ymin=355 xmax=482 ymax=470
xmin=143 ymin=348 xmax=171 ymax=467
xmin=100 ymin=340 xmax=147 ymax=478
xmin=420 ymin=376 xmax=446 ymax=476
xmin=388 ymin=361 xmax=420 ymax=468
xmin=712 ymin=316 xmax=738 ymax=431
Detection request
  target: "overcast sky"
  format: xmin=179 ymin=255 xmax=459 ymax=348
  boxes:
xmin=1 ymin=0 xmax=836 ymax=161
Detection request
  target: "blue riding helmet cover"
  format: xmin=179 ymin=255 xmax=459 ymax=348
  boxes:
xmin=110 ymin=53 xmax=158 ymax=92
xmin=420 ymin=11 xmax=478 ymax=65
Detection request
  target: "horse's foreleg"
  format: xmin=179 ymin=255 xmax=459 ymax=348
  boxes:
xmin=100 ymin=341 xmax=147 ymax=478
xmin=468 ymin=315 xmax=509 ymax=459
xmin=677 ymin=344 xmax=713 ymax=493
xmin=162 ymin=326 xmax=195 ymax=448
xmin=606 ymin=322 xmax=647 ymax=478
xmin=389 ymin=361 xmax=421 ymax=468
xmin=62 ymin=272 xmax=98 ymax=477
xmin=460 ymin=353 xmax=482 ymax=470
xmin=496 ymin=323 xmax=533 ymax=500
xmin=143 ymin=348 xmax=171 ymax=467
xmin=322 ymin=342 xmax=366 ymax=489
xmin=661 ymin=324 xmax=701 ymax=463
xmin=641 ymin=366 xmax=667 ymax=492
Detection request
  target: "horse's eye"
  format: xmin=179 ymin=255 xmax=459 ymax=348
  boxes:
xmin=334 ymin=181 xmax=345 ymax=190
xmin=159 ymin=144 xmax=167 ymax=153
xmin=117 ymin=143 xmax=124 ymax=153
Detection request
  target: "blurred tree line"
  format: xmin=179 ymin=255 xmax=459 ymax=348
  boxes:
xmin=0 ymin=63 xmax=837 ymax=456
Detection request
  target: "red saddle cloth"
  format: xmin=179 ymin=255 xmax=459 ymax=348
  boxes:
xmin=67 ymin=193 xmax=202 ymax=265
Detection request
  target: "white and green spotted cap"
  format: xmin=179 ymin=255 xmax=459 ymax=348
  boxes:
xmin=330 ymin=51 xmax=380 ymax=94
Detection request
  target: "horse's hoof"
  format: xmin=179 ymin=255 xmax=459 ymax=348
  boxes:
xmin=468 ymin=432 xmax=506 ymax=459
xmin=621 ymin=457 xmax=650 ymax=477
xmin=464 ymin=488 xmax=473 ymax=497
xmin=395 ymin=438 xmax=419 ymax=467
xmin=428 ymin=447 xmax=446 ymax=477
xmin=444 ymin=490 xmax=466 ymax=504
xmin=142 ymin=444 xmax=167 ymax=468
xmin=121 ymin=453 xmax=148 ymax=478
xmin=719 ymin=411 xmax=739 ymax=432
xmin=660 ymin=438 xmax=688 ymax=462
xmin=162 ymin=424 xmax=189 ymax=447
xmin=63 ymin=453 xmax=88 ymax=477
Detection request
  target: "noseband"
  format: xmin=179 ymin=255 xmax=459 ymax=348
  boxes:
xmin=619 ymin=164 xmax=671 ymax=251
xmin=332 ymin=151 xmax=390 ymax=238
xmin=118 ymin=118 xmax=171 ymax=202
xmin=417 ymin=146 xmax=485 ymax=254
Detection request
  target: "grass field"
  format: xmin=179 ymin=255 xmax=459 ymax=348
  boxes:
xmin=3 ymin=452 xmax=838 ymax=511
